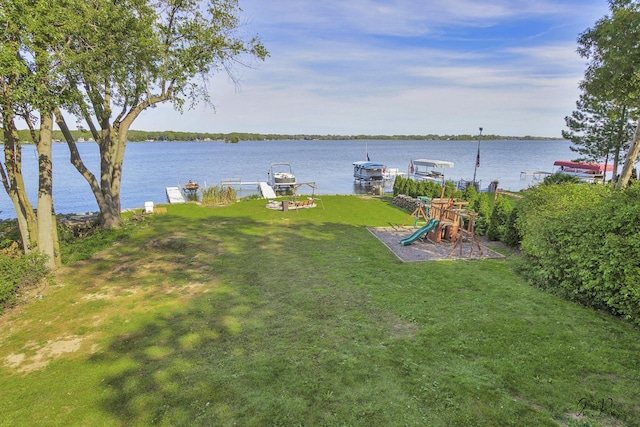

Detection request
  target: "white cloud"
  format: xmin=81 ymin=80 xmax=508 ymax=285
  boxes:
xmin=131 ymin=0 xmax=611 ymax=137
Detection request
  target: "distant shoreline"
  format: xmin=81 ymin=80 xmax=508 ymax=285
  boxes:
xmin=10 ymin=129 xmax=564 ymax=144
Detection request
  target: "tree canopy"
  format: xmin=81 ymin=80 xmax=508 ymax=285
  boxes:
xmin=577 ymin=0 xmax=640 ymax=187
xmin=5 ymin=0 xmax=269 ymax=228
xmin=1 ymin=0 xmax=268 ymax=268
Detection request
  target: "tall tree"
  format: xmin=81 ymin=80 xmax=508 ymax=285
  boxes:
xmin=577 ymin=0 xmax=640 ymax=188
xmin=55 ymin=0 xmax=268 ymax=228
xmin=562 ymin=91 xmax=635 ymax=181
xmin=0 ymin=0 xmax=65 ymax=268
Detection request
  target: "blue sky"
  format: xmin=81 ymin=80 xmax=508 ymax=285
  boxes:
xmin=135 ymin=0 xmax=612 ymax=137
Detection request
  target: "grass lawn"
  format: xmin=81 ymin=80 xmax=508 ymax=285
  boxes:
xmin=1 ymin=196 xmax=639 ymax=426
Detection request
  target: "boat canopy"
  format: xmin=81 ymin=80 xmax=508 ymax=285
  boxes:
xmin=553 ymin=160 xmax=614 ymax=173
xmin=411 ymin=159 xmax=454 ymax=169
xmin=353 ymin=161 xmax=386 ymax=168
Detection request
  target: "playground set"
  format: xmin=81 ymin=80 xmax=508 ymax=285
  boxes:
xmin=398 ymin=191 xmax=483 ymax=258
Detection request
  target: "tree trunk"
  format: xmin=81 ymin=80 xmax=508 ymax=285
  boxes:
xmin=36 ymin=112 xmax=60 ymax=269
xmin=55 ymin=109 xmax=124 ymax=229
xmin=1 ymin=112 xmax=38 ymax=252
xmin=615 ymin=119 xmax=640 ymax=189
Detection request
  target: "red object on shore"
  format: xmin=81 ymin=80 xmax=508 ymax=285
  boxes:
xmin=553 ymin=160 xmax=614 ymax=173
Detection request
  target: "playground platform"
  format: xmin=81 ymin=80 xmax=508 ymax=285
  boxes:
xmin=368 ymin=227 xmax=504 ymax=262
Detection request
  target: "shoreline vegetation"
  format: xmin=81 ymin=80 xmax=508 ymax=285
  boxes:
xmin=10 ymin=129 xmax=563 ymax=144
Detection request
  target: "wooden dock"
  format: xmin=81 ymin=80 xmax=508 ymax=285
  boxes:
xmin=258 ymin=182 xmax=277 ymax=199
xmin=166 ymin=187 xmax=186 ymax=204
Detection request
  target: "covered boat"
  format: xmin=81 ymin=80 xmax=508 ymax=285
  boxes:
xmin=353 ymin=161 xmax=386 ymax=183
xmin=268 ymin=162 xmax=296 ymax=190
xmin=553 ymin=160 xmax=614 ymax=182
xmin=409 ymin=159 xmax=454 ymax=183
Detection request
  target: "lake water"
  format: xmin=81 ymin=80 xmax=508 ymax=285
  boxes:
xmin=0 ymin=139 xmax=577 ymax=219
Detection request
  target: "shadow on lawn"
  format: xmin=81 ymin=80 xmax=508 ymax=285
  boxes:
xmin=88 ymin=213 xmax=393 ymax=425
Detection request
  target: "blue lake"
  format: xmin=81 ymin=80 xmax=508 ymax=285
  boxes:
xmin=0 ymin=139 xmax=577 ymax=219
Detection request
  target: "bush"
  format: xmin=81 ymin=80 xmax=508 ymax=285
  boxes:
xmin=542 ymin=172 xmax=581 ymax=185
xmin=470 ymin=193 xmax=491 ymax=235
xmin=0 ymin=246 xmax=48 ymax=314
xmin=461 ymin=184 xmax=478 ymax=205
xmin=487 ymin=195 xmax=512 ymax=241
xmin=392 ymin=175 xmax=403 ymax=195
xmin=503 ymin=206 xmax=521 ymax=248
xmin=515 ymin=183 xmax=640 ymax=325
xmin=0 ymin=219 xmax=22 ymax=250
xmin=393 ymin=176 xmax=450 ymax=199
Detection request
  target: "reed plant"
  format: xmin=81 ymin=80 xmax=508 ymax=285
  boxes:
xmin=200 ymin=184 xmax=237 ymax=206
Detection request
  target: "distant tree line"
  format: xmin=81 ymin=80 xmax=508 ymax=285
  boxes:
xmin=8 ymin=129 xmax=560 ymax=143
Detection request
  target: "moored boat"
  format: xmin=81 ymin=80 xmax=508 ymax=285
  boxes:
xmin=268 ymin=162 xmax=296 ymax=190
xmin=353 ymin=161 xmax=386 ymax=184
xmin=553 ymin=160 xmax=614 ymax=182
xmin=409 ymin=159 xmax=454 ymax=184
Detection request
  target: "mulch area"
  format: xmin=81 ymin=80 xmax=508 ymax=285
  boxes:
xmin=368 ymin=226 xmax=505 ymax=262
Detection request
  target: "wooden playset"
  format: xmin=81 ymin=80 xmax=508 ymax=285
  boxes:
xmin=400 ymin=190 xmax=482 ymax=257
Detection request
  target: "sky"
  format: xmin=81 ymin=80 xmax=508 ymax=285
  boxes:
xmin=134 ymin=0 xmax=612 ymax=138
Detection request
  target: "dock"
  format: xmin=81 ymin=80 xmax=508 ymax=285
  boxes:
xmin=520 ymin=170 xmax=551 ymax=180
xmin=166 ymin=186 xmax=186 ymax=204
xmin=220 ymin=178 xmax=277 ymax=199
xmin=258 ymin=182 xmax=277 ymax=199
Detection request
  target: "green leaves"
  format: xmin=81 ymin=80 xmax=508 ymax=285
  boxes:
xmin=517 ymin=183 xmax=640 ymax=325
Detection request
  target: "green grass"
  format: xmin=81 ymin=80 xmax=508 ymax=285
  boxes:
xmin=1 ymin=196 xmax=639 ymax=426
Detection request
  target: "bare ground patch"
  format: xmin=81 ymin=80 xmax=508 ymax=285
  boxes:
xmin=4 ymin=335 xmax=90 ymax=373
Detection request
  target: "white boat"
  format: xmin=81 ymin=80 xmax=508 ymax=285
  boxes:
xmin=382 ymin=167 xmax=406 ymax=181
xmin=353 ymin=161 xmax=386 ymax=183
xmin=268 ymin=162 xmax=296 ymax=190
xmin=553 ymin=160 xmax=614 ymax=182
xmin=409 ymin=159 xmax=454 ymax=183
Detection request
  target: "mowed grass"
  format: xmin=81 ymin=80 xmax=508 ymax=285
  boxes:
xmin=1 ymin=196 xmax=639 ymax=426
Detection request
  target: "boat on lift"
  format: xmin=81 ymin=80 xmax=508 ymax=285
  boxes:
xmin=553 ymin=160 xmax=614 ymax=182
xmin=353 ymin=161 xmax=386 ymax=184
xmin=268 ymin=162 xmax=296 ymax=191
xmin=409 ymin=159 xmax=454 ymax=184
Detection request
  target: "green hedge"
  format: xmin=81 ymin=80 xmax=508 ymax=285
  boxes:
xmin=515 ymin=183 xmax=640 ymax=325
xmin=392 ymin=176 xmax=460 ymax=199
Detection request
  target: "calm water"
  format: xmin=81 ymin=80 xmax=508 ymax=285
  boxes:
xmin=0 ymin=139 xmax=576 ymax=219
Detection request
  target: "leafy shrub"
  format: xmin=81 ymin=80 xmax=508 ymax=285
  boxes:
xmin=515 ymin=183 xmax=640 ymax=325
xmin=0 ymin=219 xmax=22 ymax=250
xmin=487 ymin=195 xmax=512 ymax=241
xmin=393 ymin=175 xmax=404 ymax=195
xmin=406 ymin=179 xmax=417 ymax=198
xmin=471 ymin=193 xmax=491 ymax=235
xmin=542 ymin=172 xmax=581 ymax=185
xmin=503 ymin=205 xmax=521 ymax=248
xmin=461 ymin=184 xmax=478 ymax=204
xmin=0 ymin=245 xmax=48 ymax=314
xmin=393 ymin=176 xmax=450 ymax=199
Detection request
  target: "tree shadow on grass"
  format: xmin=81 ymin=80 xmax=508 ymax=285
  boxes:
xmin=87 ymin=214 xmax=405 ymax=425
